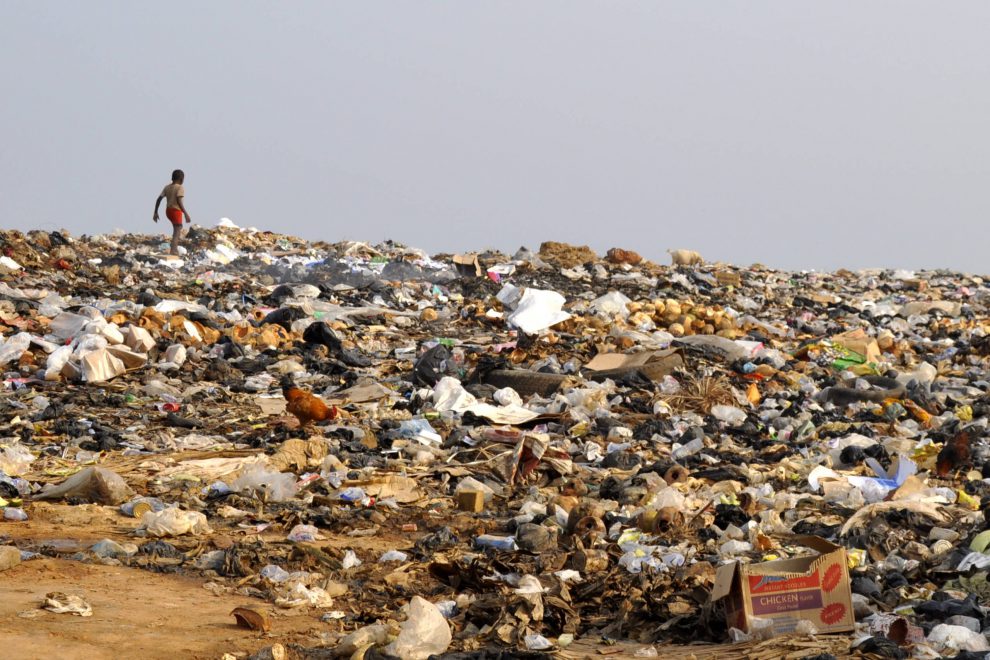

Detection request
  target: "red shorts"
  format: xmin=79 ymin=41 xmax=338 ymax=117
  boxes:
xmin=166 ymin=208 xmax=184 ymax=226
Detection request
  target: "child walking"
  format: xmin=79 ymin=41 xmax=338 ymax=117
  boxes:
xmin=153 ymin=169 xmax=191 ymax=255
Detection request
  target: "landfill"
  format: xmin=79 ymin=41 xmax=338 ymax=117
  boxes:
xmin=2 ymin=224 xmax=990 ymax=659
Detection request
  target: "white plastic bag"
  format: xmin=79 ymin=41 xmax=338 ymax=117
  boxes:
xmin=0 ymin=332 xmax=32 ymax=365
xmin=590 ymin=291 xmax=632 ymax=319
xmin=49 ymin=312 xmax=90 ymax=340
xmin=140 ymin=508 xmax=212 ymax=537
xmin=0 ymin=443 xmax=35 ymax=476
xmin=45 ymin=345 xmax=73 ymax=380
xmin=231 ymin=464 xmax=299 ymax=502
xmin=506 ymin=288 xmax=571 ymax=334
xmin=711 ymin=405 xmax=747 ymax=427
xmin=431 ymin=376 xmax=477 ymax=412
xmin=383 ymin=596 xmax=452 ymax=660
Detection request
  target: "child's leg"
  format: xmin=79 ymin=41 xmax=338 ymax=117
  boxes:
xmin=170 ymin=223 xmax=182 ymax=255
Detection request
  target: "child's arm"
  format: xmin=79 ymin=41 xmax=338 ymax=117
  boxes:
xmin=153 ymin=195 xmax=163 ymax=222
xmin=177 ymin=197 xmax=191 ymax=224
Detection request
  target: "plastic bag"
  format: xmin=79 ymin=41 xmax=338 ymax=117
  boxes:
xmin=493 ymin=387 xmax=523 ymax=407
xmin=383 ymin=596 xmax=452 ymax=660
xmin=711 ymin=405 xmax=747 ymax=426
xmin=286 ymin=524 xmax=323 ymax=542
xmin=590 ymin=291 xmax=632 ymax=319
xmin=231 ymin=464 xmax=299 ymax=502
xmin=45 ymin=345 xmax=73 ymax=380
xmin=302 ymin=321 xmax=342 ymax=351
xmin=140 ymin=508 xmax=212 ymax=537
xmin=260 ymin=564 xmax=291 ymax=582
xmin=36 ymin=466 xmax=133 ymax=505
xmin=379 ymin=550 xmax=409 ymax=562
xmin=91 ymin=539 xmax=132 ymax=558
xmin=4 ymin=507 xmax=28 ymax=521
xmin=397 ymin=418 xmax=443 ymax=446
xmin=414 ymin=344 xmax=450 ymax=386
xmin=342 ymin=550 xmax=362 ymax=569
xmin=0 ymin=444 xmax=35 ymax=476
xmin=525 ymin=634 xmax=553 ymax=650
xmin=432 ymin=376 xmax=476 ymax=412
xmin=274 ymin=582 xmax=335 ymax=608
xmin=927 ymin=623 xmax=990 ymax=652
xmin=506 ymin=288 xmax=571 ymax=334
xmin=0 ymin=332 xmax=32 ymax=365
xmin=675 ymin=335 xmax=755 ymax=362
xmin=49 ymin=312 xmax=90 ymax=340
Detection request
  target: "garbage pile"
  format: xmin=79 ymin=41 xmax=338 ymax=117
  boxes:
xmin=3 ymin=224 xmax=990 ymax=658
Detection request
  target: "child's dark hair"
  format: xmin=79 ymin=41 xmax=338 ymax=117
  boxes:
xmin=171 ymin=169 xmax=184 ymax=183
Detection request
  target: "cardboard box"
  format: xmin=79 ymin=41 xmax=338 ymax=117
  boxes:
xmin=453 ymin=253 xmax=483 ymax=277
xmin=711 ymin=536 xmax=854 ymax=636
xmin=583 ymin=348 xmax=684 ymax=381
xmin=457 ymin=490 xmax=485 ymax=513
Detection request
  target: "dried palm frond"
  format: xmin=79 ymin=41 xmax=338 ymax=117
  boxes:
xmin=662 ymin=373 xmax=736 ymax=414
xmin=102 ymin=264 xmax=121 ymax=286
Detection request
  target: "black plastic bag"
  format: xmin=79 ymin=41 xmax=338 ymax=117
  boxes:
xmin=414 ymin=344 xmax=450 ymax=386
xmin=260 ymin=307 xmax=304 ymax=330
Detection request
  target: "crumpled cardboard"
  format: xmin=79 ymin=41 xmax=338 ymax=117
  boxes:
xmin=107 ymin=345 xmax=148 ymax=369
xmin=122 ymin=325 xmax=156 ymax=352
xmin=80 ymin=348 xmax=126 ymax=383
xmin=584 ymin=348 xmax=684 ymax=381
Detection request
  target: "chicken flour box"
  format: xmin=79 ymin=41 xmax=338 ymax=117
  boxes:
xmin=711 ymin=536 xmax=854 ymax=636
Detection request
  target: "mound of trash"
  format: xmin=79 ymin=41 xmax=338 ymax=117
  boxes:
xmin=1 ymin=223 xmax=990 ymax=658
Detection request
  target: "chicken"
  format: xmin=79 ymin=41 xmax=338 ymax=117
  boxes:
xmin=282 ymin=385 xmax=338 ymax=427
xmin=936 ymin=429 xmax=971 ymax=477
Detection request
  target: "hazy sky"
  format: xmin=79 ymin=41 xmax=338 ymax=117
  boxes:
xmin=4 ymin=3 xmax=989 ymax=272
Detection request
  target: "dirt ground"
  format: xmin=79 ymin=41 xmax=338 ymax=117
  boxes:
xmin=0 ymin=558 xmax=325 ymax=660
xmin=0 ymin=501 xmax=394 ymax=660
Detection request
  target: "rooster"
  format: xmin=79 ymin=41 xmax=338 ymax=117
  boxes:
xmin=936 ymin=429 xmax=972 ymax=478
xmin=282 ymin=383 xmax=338 ymax=427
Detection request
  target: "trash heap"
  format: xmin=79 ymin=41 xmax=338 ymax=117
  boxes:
xmin=2 ymin=225 xmax=990 ymax=658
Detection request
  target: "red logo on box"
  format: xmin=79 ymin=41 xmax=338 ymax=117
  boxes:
xmin=820 ymin=603 xmax=846 ymax=625
xmin=822 ymin=564 xmax=841 ymax=593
